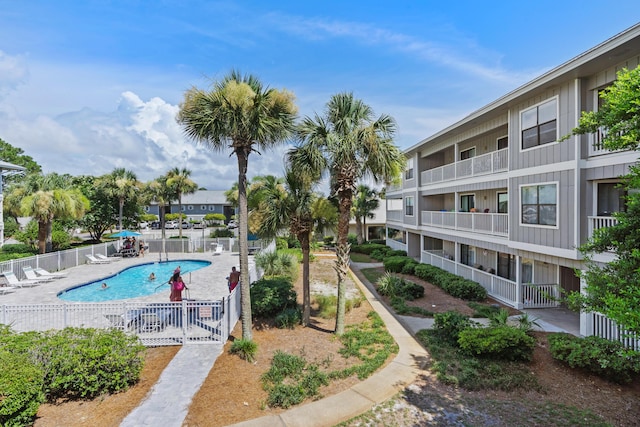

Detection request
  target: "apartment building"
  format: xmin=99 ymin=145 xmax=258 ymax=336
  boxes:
xmin=386 ymin=23 xmax=640 ymax=341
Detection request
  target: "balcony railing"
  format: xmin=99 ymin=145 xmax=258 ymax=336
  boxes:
xmin=588 ymin=215 xmax=619 ymax=239
xmin=588 ymin=128 xmax=626 ymax=157
xmin=421 ymin=148 xmax=508 ymax=185
xmin=421 ymin=211 xmax=508 ymax=236
xmin=387 ymin=210 xmax=404 ymax=222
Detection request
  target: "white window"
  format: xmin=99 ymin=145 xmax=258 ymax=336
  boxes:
xmin=405 ymin=158 xmax=414 ymax=180
xmin=521 ymin=98 xmax=557 ymax=149
xmin=405 ymin=196 xmax=414 ymax=216
xmin=180 ymin=206 xmax=185 ymax=211
xmin=521 ymin=183 xmax=557 ymax=226
xmin=200 ymin=205 xmax=207 ymax=210
xmin=209 ymin=206 xmax=215 ymax=211
xmin=187 ymin=205 xmax=194 ymax=211
xmin=497 ymin=136 xmax=508 ymax=150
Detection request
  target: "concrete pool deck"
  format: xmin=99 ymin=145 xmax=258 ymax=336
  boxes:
xmin=0 ymin=250 xmax=246 ymax=305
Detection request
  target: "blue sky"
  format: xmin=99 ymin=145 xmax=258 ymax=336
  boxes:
xmin=0 ymin=1 xmax=638 ymax=191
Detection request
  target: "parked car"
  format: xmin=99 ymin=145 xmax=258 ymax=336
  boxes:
xmin=150 ymin=221 xmax=161 ymax=229
xmin=226 ymin=220 xmax=238 ymax=229
xmin=165 ymin=221 xmax=178 ymax=229
xmin=179 ymin=221 xmax=192 ymax=229
xmin=192 ymin=221 xmax=205 ymax=229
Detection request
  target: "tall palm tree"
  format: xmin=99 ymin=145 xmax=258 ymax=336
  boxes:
xmin=247 ymin=175 xmax=284 ymax=234
xmin=145 ymin=176 xmax=173 ymax=258
xmin=177 ymin=70 xmax=297 ymax=340
xmin=255 ymin=168 xmax=317 ymax=325
xmin=353 ymin=185 xmax=379 ymax=244
xmin=103 ymin=168 xmax=141 ymax=232
xmin=6 ymin=173 xmax=88 ymax=253
xmin=312 ymin=196 xmax=339 ymax=239
xmin=166 ymin=167 xmax=198 ymax=239
xmin=291 ymin=92 xmax=404 ymax=335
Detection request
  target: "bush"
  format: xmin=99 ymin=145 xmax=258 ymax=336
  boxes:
xmin=432 ymin=311 xmax=474 ymax=344
xmin=0 ymin=350 xmax=44 ymax=427
xmin=251 ymin=277 xmax=298 ymax=318
xmin=230 ymin=338 xmax=258 ymax=362
xmin=383 ymin=256 xmax=413 ymax=273
xmin=458 ymin=326 xmax=536 ymax=361
xmin=275 ymin=308 xmax=302 ymax=329
xmin=36 ymin=328 xmax=146 ymax=399
xmin=414 ymin=263 xmax=442 ymax=283
xmin=375 ymin=273 xmax=424 ymax=301
xmin=386 ymin=249 xmax=407 ymax=257
xmin=275 ymin=237 xmax=289 ymax=250
xmin=548 ymin=333 xmax=640 ymax=384
xmin=369 ymin=248 xmax=390 ymax=261
xmin=441 ymin=277 xmax=487 ymax=301
xmin=255 ymin=250 xmax=298 ymax=280
xmin=401 ymin=260 xmax=418 ymax=275
xmin=0 ymin=244 xmax=36 ymax=254
xmin=350 ymin=243 xmax=388 ymax=255
xmin=211 ymin=228 xmax=234 ymax=238
xmin=322 ymin=236 xmax=334 ymax=246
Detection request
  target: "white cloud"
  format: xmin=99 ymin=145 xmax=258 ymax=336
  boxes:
xmin=0 ymin=50 xmax=29 ymax=97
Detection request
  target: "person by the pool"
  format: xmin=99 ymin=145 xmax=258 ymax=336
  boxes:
xmin=148 ymin=272 xmax=156 ymax=281
xmin=227 ymin=266 xmax=240 ymax=292
xmin=100 ymin=283 xmax=108 ymax=290
xmin=169 ymin=271 xmax=187 ymax=302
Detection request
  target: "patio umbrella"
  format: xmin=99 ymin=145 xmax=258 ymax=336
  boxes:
xmin=108 ymin=230 xmax=142 ymax=238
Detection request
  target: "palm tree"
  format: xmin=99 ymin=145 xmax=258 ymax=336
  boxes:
xmin=6 ymin=173 xmax=88 ymax=253
xmin=247 ymin=175 xmax=285 ymax=234
xmin=177 ymin=70 xmax=298 ymax=340
xmin=312 ymin=196 xmax=338 ymax=240
xmin=166 ymin=167 xmax=198 ymax=239
xmin=291 ymin=92 xmax=404 ymax=334
xmin=353 ymin=185 xmax=379 ymax=244
xmin=255 ymin=168 xmax=317 ymax=325
xmin=145 ymin=177 xmax=173 ymax=258
xmin=103 ymin=168 xmax=141 ymax=232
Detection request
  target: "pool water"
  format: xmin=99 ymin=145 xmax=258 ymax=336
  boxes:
xmin=57 ymin=260 xmax=211 ymax=302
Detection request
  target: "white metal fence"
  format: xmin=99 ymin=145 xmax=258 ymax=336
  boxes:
xmin=0 ymin=290 xmax=241 ymax=346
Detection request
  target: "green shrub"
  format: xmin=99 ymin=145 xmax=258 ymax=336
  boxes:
xmin=255 ymin=250 xmax=298 ymax=280
xmin=401 ymin=260 xmax=417 ymax=275
xmin=458 ymin=326 xmax=536 ymax=361
xmin=548 ymin=333 xmax=640 ymax=384
xmin=230 ymin=338 xmax=258 ymax=363
xmin=275 ymin=308 xmax=302 ymax=329
xmin=375 ymin=274 xmax=424 ymax=300
xmin=414 ymin=263 xmax=442 ymax=283
xmin=36 ymin=328 xmax=145 ymax=399
xmin=211 ymin=228 xmax=234 ymax=238
xmin=386 ymin=249 xmax=407 ymax=257
xmin=350 ymin=243 xmax=388 ymax=255
xmin=0 ymin=350 xmax=44 ymax=427
xmin=251 ymin=277 xmax=297 ymax=318
xmin=383 ymin=255 xmax=412 ymax=273
xmin=322 ymin=236 xmax=334 ymax=246
xmin=275 ymin=237 xmax=289 ymax=250
xmin=369 ymin=248 xmax=389 ymax=261
xmin=432 ymin=311 xmax=474 ymax=344
xmin=0 ymin=243 xmax=37 ymax=254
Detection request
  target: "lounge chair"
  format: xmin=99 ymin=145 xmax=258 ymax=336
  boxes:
xmin=96 ymin=254 xmax=120 ymax=262
xmin=85 ymin=254 xmax=112 ymax=264
xmin=1 ymin=271 xmax=41 ymax=288
xmin=22 ymin=266 xmax=56 ymax=282
xmin=0 ymin=285 xmax=16 ymax=295
xmin=33 ymin=267 xmax=68 ymax=278
xmin=212 ymin=244 xmax=223 ymax=256
xmin=104 ymin=314 xmax=126 ymax=330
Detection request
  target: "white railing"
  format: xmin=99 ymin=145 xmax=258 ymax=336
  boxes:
xmin=421 ymin=211 xmax=508 ymax=236
xmin=586 ymin=312 xmax=639 ymax=351
xmin=522 ymin=284 xmax=560 ymax=308
xmin=385 ymin=239 xmax=406 ymax=252
xmin=0 ymin=294 xmax=241 ymax=346
xmin=420 ymin=148 xmax=508 ymax=185
xmin=588 ymin=128 xmax=628 ymax=157
xmin=588 ymin=215 xmax=619 ymax=239
xmin=386 ymin=210 xmax=404 ymax=222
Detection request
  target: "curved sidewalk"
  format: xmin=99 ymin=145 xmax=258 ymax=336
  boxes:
xmin=228 ymin=262 xmax=431 ymax=427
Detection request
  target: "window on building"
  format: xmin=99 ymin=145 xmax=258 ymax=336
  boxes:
xmin=209 ymin=206 xmax=215 ymax=211
xmin=521 ymin=259 xmax=533 ymax=284
xmin=497 ymin=136 xmax=508 ymax=150
xmin=597 ymin=182 xmax=626 ymax=216
xmin=200 ymin=205 xmax=206 ymax=210
xmin=180 ymin=206 xmax=185 ymax=211
xmin=521 ymin=184 xmax=557 ymax=226
xmin=521 ymin=98 xmax=557 ymax=149
xmin=460 ymin=244 xmax=475 ymax=266
xmin=405 ymin=158 xmax=414 ymax=180
xmin=187 ymin=205 xmax=193 ymax=211
xmin=405 ymin=196 xmax=414 ymax=216
xmin=497 ymin=252 xmax=516 ymax=281
xmin=460 ymin=194 xmax=475 ymax=212
xmin=497 ymin=192 xmax=508 ymax=213
xmin=387 ymin=227 xmax=405 ymax=243
xmin=460 ymin=147 xmax=475 ymax=160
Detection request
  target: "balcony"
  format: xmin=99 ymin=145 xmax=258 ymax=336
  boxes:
xmin=588 ymin=215 xmax=619 ymax=239
xmin=387 ymin=210 xmax=404 ymax=222
xmin=421 ymin=211 xmax=508 ymax=236
xmin=421 ymin=148 xmax=508 ymax=185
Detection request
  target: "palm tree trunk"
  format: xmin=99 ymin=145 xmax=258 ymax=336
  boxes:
xmin=363 ymin=216 xmax=367 ymax=242
xmin=300 ymin=233 xmax=311 ymax=326
xmin=119 ymin=198 xmax=124 ymax=231
xmin=237 ymin=150 xmax=253 ymax=341
xmin=37 ymin=220 xmax=48 ymax=254
xmin=335 ymin=190 xmax=353 ymax=335
xmin=355 ymin=216 xmax=363 ymax=245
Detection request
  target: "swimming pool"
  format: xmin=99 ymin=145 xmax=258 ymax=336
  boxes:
xmin=57 ymin=260 xmax=211 ymax=302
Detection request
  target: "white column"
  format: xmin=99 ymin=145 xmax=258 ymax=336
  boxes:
xmin=579 ymin=272 xmax=590 ymax=337
xmin=515 ymin=255 xmax=523 ymax=309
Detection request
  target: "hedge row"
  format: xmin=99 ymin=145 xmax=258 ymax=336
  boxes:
xmin=413 ymin=263 xmax=487 ymax=301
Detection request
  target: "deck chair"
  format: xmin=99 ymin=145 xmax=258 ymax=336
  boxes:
xmin=85 ymin=254 xmax=112 ymax=264
xmin=0 ymin=285 xmax=16 ymax=295
xmin=33 ymin=267 xmax=67 ymax=278
xmin=104 ymin=314 xmax=126 ymax=330
xmin=1 ymin=271 xmax=41 ymax=288
xmin=212 ymin=244 xmax=223 ymax=256
xmin=22 ymin=266 xmax=55 ymax=282
xmin=139 ymin=313 xmax=163 ymax=332
xmin=96 ymin=254 xmax=120 ymax=262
